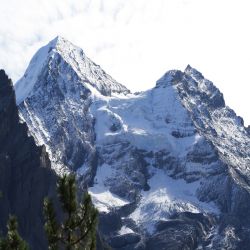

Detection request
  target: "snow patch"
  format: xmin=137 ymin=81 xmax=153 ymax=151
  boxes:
xmin=89 ymin=164 xmax=129 ymax=212
xmin=118 ymin=226 xmax=134 ymax=235
xmin=130 ymin=167 xmax=218 ymax=233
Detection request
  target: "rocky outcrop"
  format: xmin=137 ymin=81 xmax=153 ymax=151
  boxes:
xmin=0 ymin=70 xmax=57 ymax=249
xmin=146 ymin=212 xmax=216 ymax=250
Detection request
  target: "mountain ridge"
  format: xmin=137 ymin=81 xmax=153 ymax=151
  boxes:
xmin=15 ymin=36 xmax=129 ymax=104
xmin=15 ymin=37 xmax=250 ymax=249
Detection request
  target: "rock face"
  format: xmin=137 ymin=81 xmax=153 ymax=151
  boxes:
xmin=0 ymin=70 xmax=57 ymax=249
xmin=15 ymin=37 xmax=250 ymax=249
xmin=16 ymin=36 xmax=129 ymax=176
xmin=146 ymin=212 xmax=216 ymax=250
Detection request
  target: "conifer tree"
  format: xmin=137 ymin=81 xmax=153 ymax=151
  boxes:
xmin=0 ymin=216 xmax=29 ymax=250
xmin=44 ymin=174 xmax=98 ymax=250
xmin=43 ymin=198 xmax=59 ymax=250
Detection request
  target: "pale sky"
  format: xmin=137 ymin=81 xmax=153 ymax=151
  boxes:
xmin=0 ymin=0 xmax=249 ymax=125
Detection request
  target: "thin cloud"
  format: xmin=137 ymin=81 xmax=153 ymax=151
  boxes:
xmin=0 ymin=0 xmax=249 ymax=124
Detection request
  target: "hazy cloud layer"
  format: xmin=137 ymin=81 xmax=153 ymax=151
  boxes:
xmin=0 ymin=0 xmax=249 ymax=124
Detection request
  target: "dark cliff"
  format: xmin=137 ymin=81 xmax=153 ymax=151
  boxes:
xmin=0 ymin=70 xmax=57 ymax=249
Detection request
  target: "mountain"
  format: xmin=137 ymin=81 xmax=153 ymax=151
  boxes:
xmin=15 ymin=37 xmax=250 ymax=249
xmin=0 ymin=70 xmax=57 ymax=249
xmin=15 ymin=36 xmax=129 ymax=177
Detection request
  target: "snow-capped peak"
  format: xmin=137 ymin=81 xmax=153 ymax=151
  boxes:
xmin=15 ymin=36 xmax=129 ymax=104
xmin=48 ymin=35 xmax=72 ymax=48
xmin=184 ymin=64 xmax=204 ymax=80
xmin=15 ymin=36 xmax=72 ymax=104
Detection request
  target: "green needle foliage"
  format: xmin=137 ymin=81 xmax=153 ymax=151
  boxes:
xmin=44 ymin=174 xmax=98 ymax=250
xmin=43 ymin=198 xmax=59 ymax=250
xmin=0 ymin=216 xmax=29 ymax=250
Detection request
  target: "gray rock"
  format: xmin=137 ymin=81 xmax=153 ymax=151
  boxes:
xmin=109 ymin=233 xmax=141 ymax=249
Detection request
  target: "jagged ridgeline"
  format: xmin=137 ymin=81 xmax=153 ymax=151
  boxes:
xmin=0 ymin=70 xmax=57 ymax=249
xmin=2 ymin=35 xmax=250 ymax=249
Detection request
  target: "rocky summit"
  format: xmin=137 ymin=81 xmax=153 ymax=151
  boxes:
xmin=14 ymin=37 xmax=250 ymax=249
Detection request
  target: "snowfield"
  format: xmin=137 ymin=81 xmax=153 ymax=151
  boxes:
xmin=89 ymin=164 xmax=129 ymax=213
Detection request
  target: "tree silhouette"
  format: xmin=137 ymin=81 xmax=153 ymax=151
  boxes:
xmin=44 ymin=174 xmax=98 ymax=250
xmin=0 ymin=216 xmax=29 ymax=250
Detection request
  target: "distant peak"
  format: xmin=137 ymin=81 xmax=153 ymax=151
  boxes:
xmin=184 ymin=64 xmax=193 ymax=72
xmin=46 ymin=36 xmax=82 ymax=56
xmin=15 ymin=37 xmax=129 ymax=103
xmin=184 ymin=65 xmax=204 ymax=81
xmin=48 ymin=35 xmax=69 ymax=48
xmin=53 ymin=35 xmax=65 ymax=42
xmin=156 ymin=70 xmax=183 ymax=88
xmin=156 ymin=65 xmax=206 ymax=89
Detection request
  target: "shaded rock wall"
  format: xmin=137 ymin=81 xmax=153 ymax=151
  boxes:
xmin=0 ymin=70 xmax=57 ymax=249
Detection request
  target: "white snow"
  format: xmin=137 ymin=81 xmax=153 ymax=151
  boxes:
xmin=92 ymin=82 xmax=198 ymax=157
xmin=118 ymin=226 xmax=134 ymax=235
xmin=15 ymin=36 xmax=128 ymax=105
xmin=89 ymin=164 xmax=129 ymax=213
xmin=15 ymin=41 xmax=53 ymax=104
xmin=129 ymin=167 xmax=219 ymax=233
